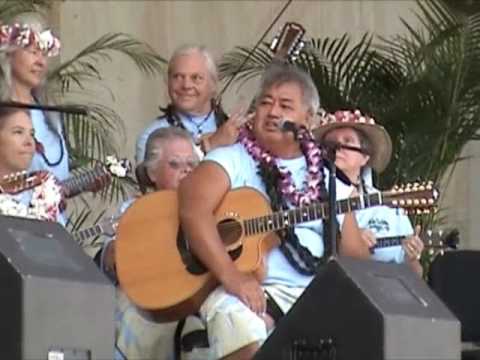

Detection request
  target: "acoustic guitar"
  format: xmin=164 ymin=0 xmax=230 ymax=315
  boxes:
xmin=116 ymin=182 xmax=438 ymax=322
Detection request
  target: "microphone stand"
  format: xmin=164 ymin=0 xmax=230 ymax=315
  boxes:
xmin=0 ymin=101 xmax=88 ymax=115
xmin=324 ymin=148 xmax=338 ymax=260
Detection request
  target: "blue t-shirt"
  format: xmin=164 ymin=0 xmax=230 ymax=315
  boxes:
xmin=30 ymin=109 xmax=70 ymax=181
xmin=136 ymin=111 xmax=218 ymax=163
xmin=205 ymin=143 xmax=351 ymax=288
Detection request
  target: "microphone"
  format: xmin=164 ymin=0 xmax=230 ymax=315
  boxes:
xmin=322 ymin=140 xmax=366 ymax=154
xmin=278 ymin=119 xmax=298 ymax=133
xmin=278 ymin=119 xmax=300 ymax=141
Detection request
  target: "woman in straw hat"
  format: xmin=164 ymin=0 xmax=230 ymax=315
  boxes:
xmin=313 ymin=109 xmax=424 ymax=275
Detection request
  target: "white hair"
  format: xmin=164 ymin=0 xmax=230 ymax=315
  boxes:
xmin=0 ymin=12 xmax=50 ymax=101
xmin=168 ymin=44 xmax=218 ymax=85
xmin=256 ymin=64 xmax=320 ymax=115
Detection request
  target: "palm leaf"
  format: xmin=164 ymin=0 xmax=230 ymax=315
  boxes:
xmin=48 ymin=33 xmax=167 ymax=92
xmin=0 ymin=0 xmax=50 ymax=22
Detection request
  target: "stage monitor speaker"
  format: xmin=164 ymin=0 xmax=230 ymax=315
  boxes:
xmin=0 ymin=215 xmax=115 ymax=360
xmin=254 ymin=257 xmax=460 ymax=360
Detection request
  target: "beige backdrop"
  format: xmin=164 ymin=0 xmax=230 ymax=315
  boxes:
xmin=52 ymin=0 xmax=479 ymax=249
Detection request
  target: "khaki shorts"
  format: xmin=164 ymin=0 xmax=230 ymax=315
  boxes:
xmin=199 ymin=284 xmax=306 ymax=358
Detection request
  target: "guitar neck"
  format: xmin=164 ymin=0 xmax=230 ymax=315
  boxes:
xmin=73 ymin=223 xmax=104 ymax=243
xmin=61 ymin=166 xmax=105 ymax=198
xmin=243 ymin=192 xmax=385 ymax=236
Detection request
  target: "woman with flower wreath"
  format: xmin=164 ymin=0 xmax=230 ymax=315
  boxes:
xmin=0 ymin=12 xmax=68 ymax=181
xmin=313 ymin=110 xmax=424 ymax=276
xmin=0 ymin=107 xmax=64 ymax=223
xmin=179 ymin=65 xmax=370 ymax=360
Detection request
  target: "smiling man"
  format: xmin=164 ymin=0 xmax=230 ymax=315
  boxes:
xmin=136 ymin=45 xmax=245 ymax=163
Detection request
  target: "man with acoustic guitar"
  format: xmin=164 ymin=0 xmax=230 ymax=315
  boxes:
xmin=179 ymin=64 xmax=370 ymax=360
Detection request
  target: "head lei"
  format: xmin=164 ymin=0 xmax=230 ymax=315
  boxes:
xmin=0 ymin=23 xmax=61 ymax=57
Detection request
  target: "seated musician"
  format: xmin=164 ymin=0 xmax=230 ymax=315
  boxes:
xmin=136 ymin=44 xmax=245 ymax=163
xmin=313 ymin=110 xmax=424 ymax=275
xmin=0 ymin=107 xmax=64 ymax=223
xmin=178 ymin=64 xmax=370 ymax=360
xmin=102 ymin=126 xmax=201 ymax=360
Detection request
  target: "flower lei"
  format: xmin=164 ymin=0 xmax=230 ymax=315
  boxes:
xmin=238 ymin=126 xmax=323 ymax=207
xmin=0 ymin=173 xmax=63 ymax=222
xmin=0 ymin=23 xmax=61 ymax=57
xmin=238 ymin=126 xmax=330 ymax=275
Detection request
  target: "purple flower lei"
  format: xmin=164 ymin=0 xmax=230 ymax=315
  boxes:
xmin=238 ymin=126 xmax=323 ymax=206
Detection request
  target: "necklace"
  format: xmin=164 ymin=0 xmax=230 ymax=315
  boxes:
xmin=238 ymin=127 xmax=323 ymax=206
xmin=185 ymin=109 xmax=214 ymax=143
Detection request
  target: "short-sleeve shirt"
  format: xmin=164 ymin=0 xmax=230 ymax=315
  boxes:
xmin=136 ymin=111 xmax=217 ymax=163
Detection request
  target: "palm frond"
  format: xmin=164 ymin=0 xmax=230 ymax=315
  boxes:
xmin=48 ymin=33 xmax=167 ymax=92
xmin=0 ymin=0 xmax=50 ymax=22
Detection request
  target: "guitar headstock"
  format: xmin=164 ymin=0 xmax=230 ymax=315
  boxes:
xmin=269 ymin=22 xmax=306 ymax=61
xmin=383 ymin=181 xmax=439 ymax=214
xmin=423 ymin=228 xmax=459 ymax=260
xmin=0 ymin=170 xmax=48 ymax=195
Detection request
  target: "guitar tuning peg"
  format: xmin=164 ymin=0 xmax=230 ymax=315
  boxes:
xmin=423 ymin=209 xmax=430 ymax=214
xmin=427 ymin=229 xmax=432 ymax=236
xmin=269 ymin=36 xmax=279 ymax=51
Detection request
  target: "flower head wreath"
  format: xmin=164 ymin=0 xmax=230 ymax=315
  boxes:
xmin=0 ymin=23 xmax=61 ymax=57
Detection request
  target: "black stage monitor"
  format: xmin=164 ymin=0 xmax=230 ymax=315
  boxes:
xmin=255 ymin=257 xmax=460 ymax=360
xmin=0 ymin=215 xmax=115 ymax=360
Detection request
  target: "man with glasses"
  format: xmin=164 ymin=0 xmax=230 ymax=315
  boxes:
xmin=102 ymin=127 xmax=200 ymax=360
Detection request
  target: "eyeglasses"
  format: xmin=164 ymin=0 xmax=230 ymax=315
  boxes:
xmin=166 ymin=157 xmax=199 ymax=170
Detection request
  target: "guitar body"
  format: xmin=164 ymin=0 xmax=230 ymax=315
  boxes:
xmin=116 ymin=187 xmax=279 ymax=321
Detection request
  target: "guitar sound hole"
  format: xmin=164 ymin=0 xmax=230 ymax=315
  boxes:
xmin=177 ymin=219 xmax=244 ymax=276
xmin=217 ymin=218 xmax=242 ymax=248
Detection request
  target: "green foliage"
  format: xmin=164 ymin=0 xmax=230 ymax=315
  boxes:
xmin=219 ymin=0 xmax=480 ymax=194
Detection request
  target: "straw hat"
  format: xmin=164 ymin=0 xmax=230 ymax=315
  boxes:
xmin=312 ymin=109 xmax=392 ymax=173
